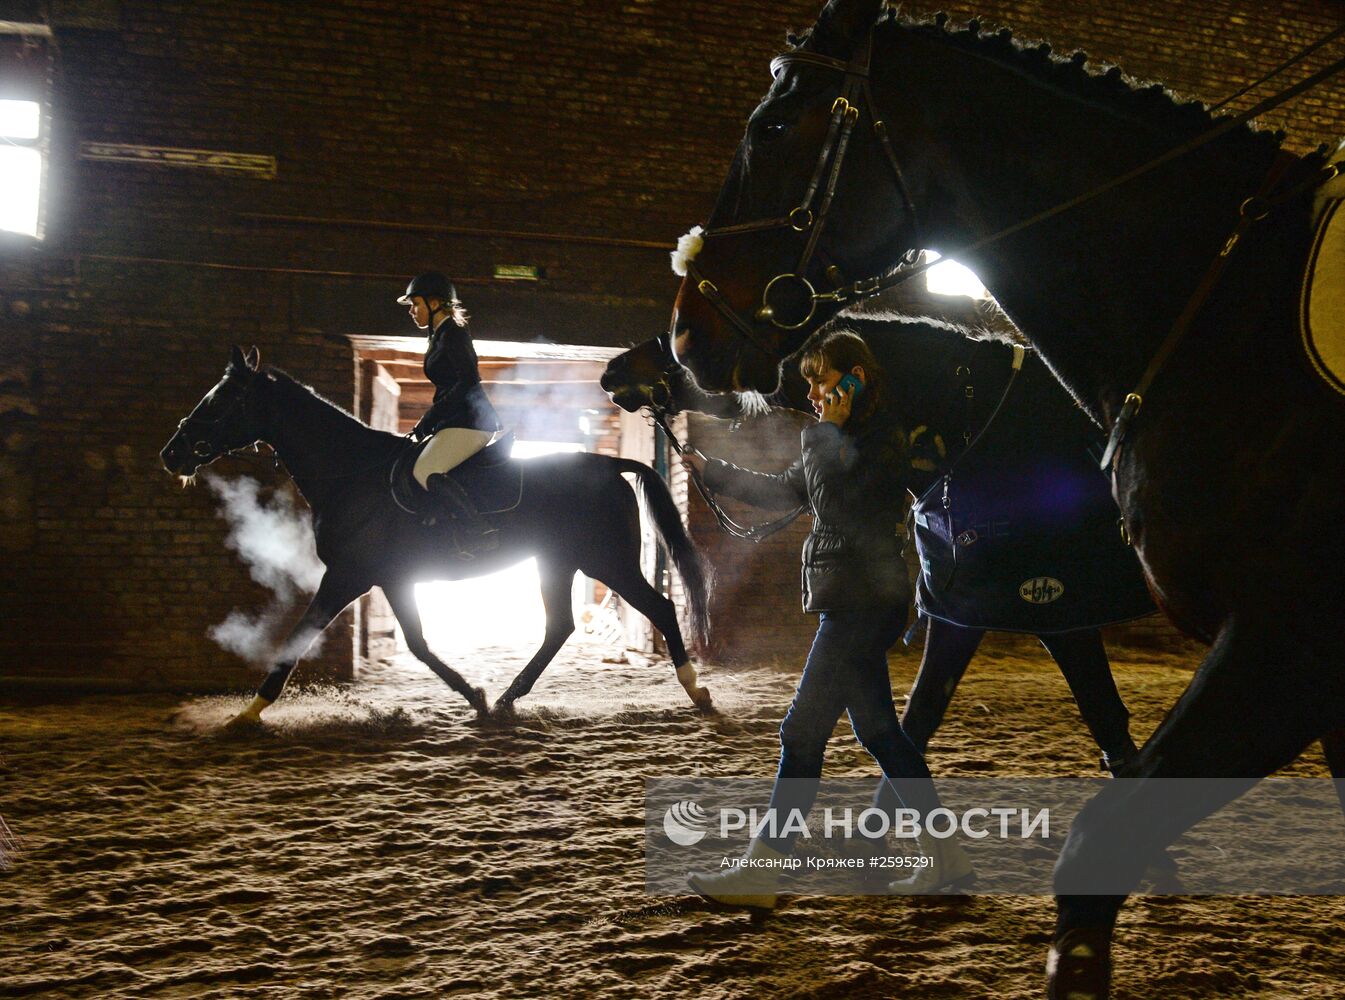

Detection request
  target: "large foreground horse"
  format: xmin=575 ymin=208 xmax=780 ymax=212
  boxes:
xmin=161 ymin=347 xmax=714 ymax=720
xmin=662 ymin=2 xmax=1345 ymax=995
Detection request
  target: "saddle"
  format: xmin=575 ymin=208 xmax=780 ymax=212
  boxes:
xmin=1301 ymin=165 xmax=1345 ymax=398
xmin=390 ymin=431 xmax=522 ymax=518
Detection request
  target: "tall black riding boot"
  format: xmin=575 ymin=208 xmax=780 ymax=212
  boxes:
xmin=424 ymin=472 xmax=499 ymax=558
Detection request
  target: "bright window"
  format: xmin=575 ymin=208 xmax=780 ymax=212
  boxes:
xmin=0 ymin=98 xmax=39 ymax=139
xmin=1 ymin=29 xmax=50 ymax=239
xmin=0 ymin=141 xmax=41 ymax=236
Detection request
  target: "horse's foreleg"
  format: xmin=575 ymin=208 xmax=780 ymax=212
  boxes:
xmin=383 ymin=584 xmax=487 ymax=715
xmin=230 ymin=573 xmax=367 ymax=726
xmin=1048 ymin=618 xmax=1341 ymax=1000
xmin=495 ymin=565 xmax=576 ymax=711
xmin=595 ymin=565 xmax=712 ymax=712
xmin=1039 ymin=628 xmax=1137 ymax=772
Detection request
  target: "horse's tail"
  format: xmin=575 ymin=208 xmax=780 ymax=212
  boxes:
xmin=613 ymin=458 xmax=713 ymax=647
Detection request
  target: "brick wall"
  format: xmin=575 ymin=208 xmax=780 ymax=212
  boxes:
xmin=0 ymin=0 xmax=824 ymax=691
xmin=3 ymin=1 xmax=1342 ymax=689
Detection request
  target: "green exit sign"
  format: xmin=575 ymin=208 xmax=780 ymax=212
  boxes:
xmin=493 ymin=264 xmax=543 ymax=281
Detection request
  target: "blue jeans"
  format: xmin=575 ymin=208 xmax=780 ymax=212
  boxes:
xmin=762 ymin=604 xmax=941 ymax=854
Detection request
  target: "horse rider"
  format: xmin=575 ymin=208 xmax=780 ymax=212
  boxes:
xmin=399 ymin=271 xmax=503 ymax=555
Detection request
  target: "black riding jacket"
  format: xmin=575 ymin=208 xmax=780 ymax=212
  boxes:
xmin=705 ymin=408 xmax=912 ymax=613
xmin=413 ymin=316 xmax=502 ymax=438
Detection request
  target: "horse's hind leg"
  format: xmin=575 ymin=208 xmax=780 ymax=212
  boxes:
xmin=900 ymin=617 xmax=986 ymax=753
xmin=865 ymin=618 xmax=983 ymax=817
xmin=495 ymin=563 xmax=576 ymax=711
xmin=1039 ymin=628 xmax=1137 ymax=772
xmin=1048 ymin=617 xmax=1345 ymax=1000
xmin=383 ymin=584 xmax=488 ymax=715
xmin=594 ymin=562 xmax=712 ymax=712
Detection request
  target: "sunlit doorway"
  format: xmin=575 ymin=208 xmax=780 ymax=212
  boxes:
xmin=411 ymin=439 xmax=595 ymax=653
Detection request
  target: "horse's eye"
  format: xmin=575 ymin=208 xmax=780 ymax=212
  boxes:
xmin=756 ymin=119 xmax=790 ymax=141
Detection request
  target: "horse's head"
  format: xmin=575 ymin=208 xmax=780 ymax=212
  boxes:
xmin=668 ymin=0 xmax=922 ymax=394
xmin=599 ymin=337 xmax=681 ymax=413
xmin=160 ymin=345 xmax=268 ymax=479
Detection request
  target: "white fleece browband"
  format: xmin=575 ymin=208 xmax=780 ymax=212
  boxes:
xmin=670 ymin=225 xmax=704 ymax=277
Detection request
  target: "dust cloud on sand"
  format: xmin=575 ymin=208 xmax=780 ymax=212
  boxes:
xmin=2 ymin=637 xmax=1343 ymax=998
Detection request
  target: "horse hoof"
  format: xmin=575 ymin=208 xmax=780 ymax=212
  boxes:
xmin=1046 ymin=927 xmax=1112 ymax=1000
xmin=224 ymin=712 xmax=263 ymax=731
xmin=492 ymin=697 xmax=517 ymax=717
xmin=692 ymin=687 xmax=715 ymax=713
xmin=469 ymin=687 xmax=491 ymax=716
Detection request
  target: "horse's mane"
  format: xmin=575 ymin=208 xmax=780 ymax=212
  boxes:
xmin=790 ymin=10 xmax=1305 ymax=161
xmin=264 ymin=366 xmax=404 ymax=455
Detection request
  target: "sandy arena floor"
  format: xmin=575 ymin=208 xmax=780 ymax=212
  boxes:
xmin=2 ymin=636 xmax=1342 ymax=999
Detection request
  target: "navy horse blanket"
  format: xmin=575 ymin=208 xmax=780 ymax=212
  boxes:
xmin=911 ymin=369 xmax=1155 ymax=634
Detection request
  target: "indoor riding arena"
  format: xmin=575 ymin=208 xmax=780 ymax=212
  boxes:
xmin=4 ymin=2 xmax=1345 ymax=998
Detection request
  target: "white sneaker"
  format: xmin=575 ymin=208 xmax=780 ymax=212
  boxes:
xmin=887 ymin=833 xmax=976 ymax=894
xmin=687 ymin=838 xmax=789 ymax=912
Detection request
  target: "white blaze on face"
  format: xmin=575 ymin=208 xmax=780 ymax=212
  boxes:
xmin=670 ymin=225 xmax=705 ymax=277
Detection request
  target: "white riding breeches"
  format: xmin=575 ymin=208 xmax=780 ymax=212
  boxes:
xmin=413 ymin=427 xmax=495 ymax=487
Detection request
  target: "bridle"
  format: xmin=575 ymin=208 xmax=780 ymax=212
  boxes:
xmin=174 ymin=373 xmax=264 ymax=462
xmin=681 ymin=31 xmax=921 ymax=362
xmin=682 ymin=22 xmax=1345 ymax=475
xmin=637 ymin=333 xmax=807 ymax=542
xmin=172 ymin=369 xmax=404 ymax=483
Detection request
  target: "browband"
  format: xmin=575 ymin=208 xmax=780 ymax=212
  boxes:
xmin=771 ymin=51 xmax=865 ymax=80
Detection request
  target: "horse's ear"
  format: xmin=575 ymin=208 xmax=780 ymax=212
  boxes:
xmin=809 ymin=0 xmax=886 ymax=58
xmin=228 ymin=345 xmax=261 ymax=373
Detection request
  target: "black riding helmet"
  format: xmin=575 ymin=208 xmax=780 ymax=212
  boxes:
xmin=397 ymin=272 xmax=457 ymax=319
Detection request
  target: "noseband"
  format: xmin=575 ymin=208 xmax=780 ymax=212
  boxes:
xmin=174 ymin=375 xmax=263 ymax=461
xmin=681 ymin=32 xmax=921 ymax=360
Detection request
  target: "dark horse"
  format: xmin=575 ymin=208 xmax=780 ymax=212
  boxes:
xmin=662 ymin=1 xmax=1345 ymax=995
xmin=160 ymin=347 xmax=714 ymax=722
xmin=602 ymin=318 xmax=1153 ymax=774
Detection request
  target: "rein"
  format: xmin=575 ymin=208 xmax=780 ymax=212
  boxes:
xmin=650 ymin=409 xmax=808 ymax=543
xmin=1097 ymin=151 xmax=1313 ymax=472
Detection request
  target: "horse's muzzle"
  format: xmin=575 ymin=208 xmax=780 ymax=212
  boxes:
xmin=159 ymin=433 xmax=198 ymax=477
xmin=600 ymin=366 xmax=655 ymax=413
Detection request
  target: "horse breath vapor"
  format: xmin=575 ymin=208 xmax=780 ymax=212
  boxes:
xmin=202 ymin=471 xmax=325 ymax=666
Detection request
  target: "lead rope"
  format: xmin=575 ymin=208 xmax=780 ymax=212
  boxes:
xmin=652 ymin=412 xmax=808 ymax=542
xmin=929 ymin=345 xmax=1027 ymax=587
xmin=904 ymin=344 xmax=1025 ymax=644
